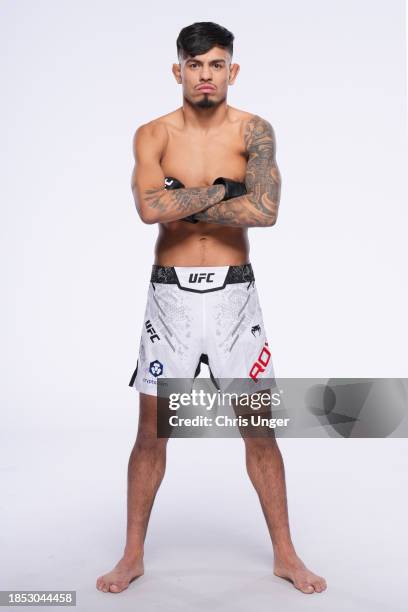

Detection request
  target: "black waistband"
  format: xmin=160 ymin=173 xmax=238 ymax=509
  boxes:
xmin=150 ymin=263 xmax=255 ymax=285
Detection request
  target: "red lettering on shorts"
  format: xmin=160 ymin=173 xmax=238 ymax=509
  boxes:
xmin=249 ymin=342 xmax=271 ymax=381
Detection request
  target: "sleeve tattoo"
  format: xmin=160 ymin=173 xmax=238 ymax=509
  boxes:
xmin=193 ymin=115 xmax=281 ymax=227
xmin=143 ymin=184 xmax=225 ymax=223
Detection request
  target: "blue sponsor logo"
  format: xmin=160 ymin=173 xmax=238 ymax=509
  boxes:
xmin=149 ymin=360 xmax=164 ymax=377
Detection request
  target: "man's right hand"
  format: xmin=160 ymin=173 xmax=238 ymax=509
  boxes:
xmin=164 ymin=177 xmax=198 ymax=223
xmin=213 ymin=177 xmax=247 ymax=200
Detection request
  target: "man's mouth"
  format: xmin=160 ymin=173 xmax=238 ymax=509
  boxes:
xmin=196 ymin=85 xmax=216 ymax=92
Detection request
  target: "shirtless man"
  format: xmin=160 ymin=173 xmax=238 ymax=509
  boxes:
xmin=96 ymin=21 xmax=327 ymax=595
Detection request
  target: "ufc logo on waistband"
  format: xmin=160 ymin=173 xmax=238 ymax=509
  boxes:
xmin=249 ymin=342 xmax=271 ymax=381
xmin=189 ymin=272 xmax=215 ymax=283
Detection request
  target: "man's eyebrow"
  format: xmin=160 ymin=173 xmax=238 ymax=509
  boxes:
xmin=186 ymin=58 xmax=226 ymax=64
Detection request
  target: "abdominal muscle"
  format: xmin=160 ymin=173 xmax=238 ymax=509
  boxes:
xmin=153 ymin=221 xmax=250 ymax=266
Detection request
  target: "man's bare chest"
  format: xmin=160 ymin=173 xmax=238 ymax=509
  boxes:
xmin=160 ymin=128 xmax=248 ymax=187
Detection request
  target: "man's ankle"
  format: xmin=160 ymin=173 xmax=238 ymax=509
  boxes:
xmin=273 ymin=542 xmax=298 ymax=563
xmin=122 ymin=548 xmax=144 ymax=563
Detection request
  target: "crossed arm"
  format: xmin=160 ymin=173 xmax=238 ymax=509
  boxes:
xmin=131 ymin=115 xmax=281 ymax=227
xmin=131 ymin=122 xmax=225 ymax=224
xmin=193 ymin=116 xmax=281 ymax=227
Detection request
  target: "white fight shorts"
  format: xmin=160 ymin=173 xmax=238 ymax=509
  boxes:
xmin=128 ymin=263 xmax=275 ymax=396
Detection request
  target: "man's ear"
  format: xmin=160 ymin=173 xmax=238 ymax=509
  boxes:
xmin=172 ymin=63 xmax=182 ymax=84
xmin=228 ymin=63 xmax=240 ymax=85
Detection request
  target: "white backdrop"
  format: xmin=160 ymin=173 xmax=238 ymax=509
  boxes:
xmin=1 ymin=1 xmax=407 ymax=610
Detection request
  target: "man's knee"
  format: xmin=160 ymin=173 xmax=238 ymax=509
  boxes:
xmin=244 ymin=435 xmax=277 ymax=454
xmin=134 ymin=431 xmax=168 ymax=453
xmin=134 ymin=392 xmax=169 ymax=451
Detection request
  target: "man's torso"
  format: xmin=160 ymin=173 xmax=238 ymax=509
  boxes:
xmin=150 ymin=106 xmax=254 ymax=266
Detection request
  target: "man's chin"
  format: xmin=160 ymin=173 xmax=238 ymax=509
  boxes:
xmin=195 ymin=99 xmax=216 ymax=109
xmin=194 ymin=94 xmax=225 ymax=109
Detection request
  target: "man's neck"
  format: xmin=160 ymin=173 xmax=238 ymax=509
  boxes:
xmin=181 ymin=99 xmax=230 ymax=131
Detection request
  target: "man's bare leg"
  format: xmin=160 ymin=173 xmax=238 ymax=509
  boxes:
xmin=244 ymin=433 xmax=327 ymax=593
xmin=96 ymin=392 xmax=168 ymax=593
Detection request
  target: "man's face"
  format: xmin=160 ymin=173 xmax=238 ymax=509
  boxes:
xmin=172 ymin=46 xmax=240 ymax=109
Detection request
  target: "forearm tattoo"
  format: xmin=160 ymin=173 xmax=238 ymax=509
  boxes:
xmin=194 ymin=115 xmax=281 ymax=227
xmin=144 ymin=184 xmax=224 ymax=220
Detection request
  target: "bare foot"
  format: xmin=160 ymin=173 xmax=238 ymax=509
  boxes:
xmin=96 ymin=556 xmax=144 ymax=593
xmin=274 ymin=554 xmax=327 ymax=594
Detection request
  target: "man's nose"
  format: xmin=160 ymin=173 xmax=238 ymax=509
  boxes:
xmin=199 ymin=66 xmax=212 ymax=80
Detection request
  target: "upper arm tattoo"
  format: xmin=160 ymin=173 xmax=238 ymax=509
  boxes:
xmin=244 ymin=115 xmax=281 ymax=220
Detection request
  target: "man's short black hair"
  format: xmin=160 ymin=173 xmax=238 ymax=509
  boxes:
xmin=176 ymin=22 xmax=234 ymax=60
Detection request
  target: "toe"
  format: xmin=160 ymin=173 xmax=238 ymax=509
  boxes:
xmin=110 ymin=581 xmax=127 ymax=593
xmin=313 ymin=577 xmax=326 ymax=592
xmin=299 ymin=582 xmax=315 ymax=593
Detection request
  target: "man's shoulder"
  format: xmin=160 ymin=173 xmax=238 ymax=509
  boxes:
xmin=230 ymin=107 xmax=274 ymax=152
xmin=240 ymin=110 xmax=273 ymax=129
xmin=229 ymin=107 xmax=274 ymax=138
xmin=135 ymin=109 xmax=182 ymax=138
